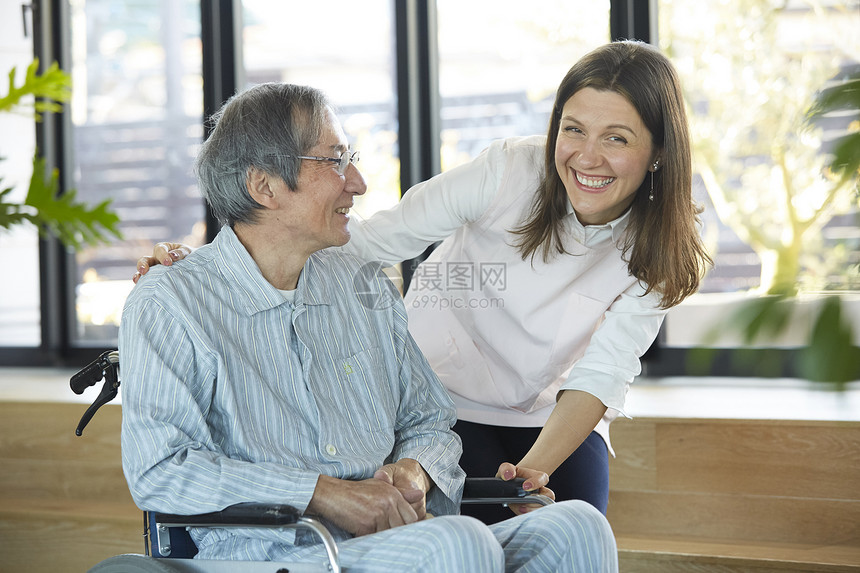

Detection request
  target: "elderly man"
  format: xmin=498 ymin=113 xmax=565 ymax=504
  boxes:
xmin=119 ymin=82 xmax=618 ymax=571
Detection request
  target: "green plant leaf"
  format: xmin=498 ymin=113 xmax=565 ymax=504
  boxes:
xmin=699 ymin=295 xmax=793 ymax=347
xmin=798 ymin=296 xmax=860 ymax=385
xmin=807 ymin=76 xmax=860 ymax=119
xmin=0 ymin=59 xmax=72 ymax=118
xmin=18 ymin=155 xmax=123 ymax=249
xmin=827 ymin=131 xmax=860 ymax=186
xmin=0 ymin=184 xmax=35 ymax=229
xmin=807 ymin=73 xmax=860 ymax=188
xmin=692 ymin=294 xmax=860 ymax=385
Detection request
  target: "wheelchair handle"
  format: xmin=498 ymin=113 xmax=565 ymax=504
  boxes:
xmin=70 ymin=350 xmax=118 ymax=394
xmin=71 ymin=350 xmax=121 ymax=436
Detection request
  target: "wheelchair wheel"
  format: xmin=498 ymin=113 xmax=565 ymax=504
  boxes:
xmin=88 ymin=554 xmax=179 ymax=572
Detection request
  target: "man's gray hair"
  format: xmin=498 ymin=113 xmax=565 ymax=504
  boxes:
xmin=195 ymin=83 xmax=330 ymax=227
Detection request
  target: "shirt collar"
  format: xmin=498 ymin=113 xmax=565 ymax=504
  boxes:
xmin=297 ymin=253 xmax=332 ymax=307
xmin=564 ymin=201 xmax=631 ymax=246
xmin=213 ymin=226 xmax=331 ymax=315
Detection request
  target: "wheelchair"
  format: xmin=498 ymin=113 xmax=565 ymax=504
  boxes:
xmin=72 ymin=350 xmax=553 ymax=573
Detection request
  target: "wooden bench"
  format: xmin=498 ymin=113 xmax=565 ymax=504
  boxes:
xmin=608 ymin=410 xmax=860 ymax=571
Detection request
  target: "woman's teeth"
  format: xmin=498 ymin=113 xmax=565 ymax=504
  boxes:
xmin=576 ymin=172 xmax=615 ymax=188
xmin=335 ymin=207 xmax=350 ymax=214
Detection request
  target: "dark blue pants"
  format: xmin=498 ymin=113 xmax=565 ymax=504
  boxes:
xmin=453 ymin=420 xmax=609 ymax=524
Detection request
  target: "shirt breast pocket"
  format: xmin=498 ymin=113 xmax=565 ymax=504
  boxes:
xmin=547 ymin=291 xmax=614 ymax=371
xmin=329 ymin=347 xmax=398 ymax=435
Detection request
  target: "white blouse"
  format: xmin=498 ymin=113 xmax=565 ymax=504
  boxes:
xmin=345 ymin=135 xmax=667 ymax=452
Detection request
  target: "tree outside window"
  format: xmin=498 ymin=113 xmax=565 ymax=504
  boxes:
xmin=662 ymin=0 xmax=858 ymax=296
xmin=658 ymin=0 xmax=860 ymax=381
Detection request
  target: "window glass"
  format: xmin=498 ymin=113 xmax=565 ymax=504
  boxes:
xmin=658 ymin=0 xmax=860 ymax=348
xmin=241 ymin=0 xmax=399 ymax=223
xmin=436 ymin=0 xmax=611 ymax=170
xmin=69 ymin=0 xmax=204 ymax=345
xmin=0 ymin=4 xmax=40 ymax=346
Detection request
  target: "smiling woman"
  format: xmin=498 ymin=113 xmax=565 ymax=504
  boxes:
xmin=386 ymin=41 xmax=711 ymax=523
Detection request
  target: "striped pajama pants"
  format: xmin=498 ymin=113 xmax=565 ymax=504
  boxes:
xmin=266 ymin=500 xmax=618 ymax=572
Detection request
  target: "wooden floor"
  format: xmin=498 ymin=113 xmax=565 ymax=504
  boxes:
xmin=0 ymin=368 xmax=858 ymax=572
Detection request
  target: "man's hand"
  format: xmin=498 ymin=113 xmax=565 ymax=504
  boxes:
xmin=307 ymin=474 xmax=422 ymax=537
xmin=133 ymin=242 xmax=193 ymax=284
xmin=496 ymin=461 xmax=556 ymax=516
xmin=373 ymin=458 xmax=433 ymax=521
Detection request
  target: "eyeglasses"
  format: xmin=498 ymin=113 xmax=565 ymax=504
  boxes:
xmin=289 ymin=150 xmax=360 ymax=175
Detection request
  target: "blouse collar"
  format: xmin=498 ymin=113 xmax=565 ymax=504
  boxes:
xmin=564 ymin=201 xmax=632 ymax=246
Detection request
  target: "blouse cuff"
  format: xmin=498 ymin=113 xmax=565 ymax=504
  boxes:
xmin=558 ymin=365 xmax=632 ymax=419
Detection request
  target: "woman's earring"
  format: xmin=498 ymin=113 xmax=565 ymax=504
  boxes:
xmin=649 ymin=170 xmax=655 ymax=202
xmin=649 ymin=160 xmax=659 ymax=202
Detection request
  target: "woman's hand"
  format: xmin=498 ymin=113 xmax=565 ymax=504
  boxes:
xmin=133 ymin=242 xmax=193 ymax=283
xmin=496 ymin=461 xmax=555 ymax=516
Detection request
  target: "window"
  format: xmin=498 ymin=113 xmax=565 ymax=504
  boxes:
xmin=436 ymin=0 xmax=611 ymax=170
xmin=656 ymin=0 xmax=860 ymax=354
xmin=69 ymin=0 xmax=205 ymax=345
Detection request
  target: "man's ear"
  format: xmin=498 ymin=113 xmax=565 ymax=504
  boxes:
xmin=246 ymin=167 xmax=278 ymax=209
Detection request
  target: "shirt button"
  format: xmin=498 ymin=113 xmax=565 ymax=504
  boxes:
xmin=325 ymin=444 xmax=337 ymax=456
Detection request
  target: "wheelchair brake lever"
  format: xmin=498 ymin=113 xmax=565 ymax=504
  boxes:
xmin=72 ymin=351 xmax=120 ymax=436
xmin=70 ymin=350 xmax=116 ymax=394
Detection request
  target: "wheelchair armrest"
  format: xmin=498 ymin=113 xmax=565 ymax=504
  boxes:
xmin=154 ymin=502 xmax=301 ymax=528
xmin=463 ymin=477 xmax=527 ymax=499
xmin=151 ymin=503 xmax=340 ymax=571
xmin=461 ymin=477 xmax=554 ymax=506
